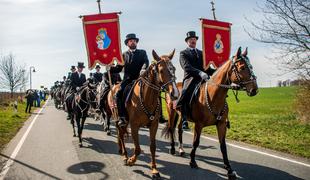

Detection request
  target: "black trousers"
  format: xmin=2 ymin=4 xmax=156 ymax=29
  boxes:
xmin=25 ymin=101 xmax=33 ymax=113
xmin=116 ymin=78 xmax=134 ymax=117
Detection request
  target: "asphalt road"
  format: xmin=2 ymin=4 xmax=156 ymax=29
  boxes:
xmin=0 ymin=99 xmax=309 ymax=180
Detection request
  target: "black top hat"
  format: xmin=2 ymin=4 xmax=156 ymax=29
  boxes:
xmin=95 ymin=65 xmax=101 ymax=69
xmin=77 ymin=62 xmax=85 ymax=68
xmin=185 ymin=31 xmax=199 ymax=42
xmin=70 ymin=65 xmax=76 ymax=70
xmin=124 ymin=33 xmax=139 ymax=45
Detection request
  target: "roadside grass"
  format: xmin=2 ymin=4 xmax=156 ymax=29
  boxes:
xmin=0 ymin=100 xmax=46 ymax=152
xmin=162 ymin=87 xmax=310 ymax=158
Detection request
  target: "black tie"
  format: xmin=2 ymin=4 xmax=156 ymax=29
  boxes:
xmin=191 ymin=49 xmax=198 ymax=59
xmin=128 ymin=51 xmax=134 ymax=63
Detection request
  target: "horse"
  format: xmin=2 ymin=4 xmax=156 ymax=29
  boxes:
xmin=96 ymin=80 xmax=120 ymax=135
xmin=70 ymin=82 xmax=98 ymax=147
xmin=109 ymin=49 xmax=179 ymax=179
xmin=162 ymin=47 xmax=258 ymax=180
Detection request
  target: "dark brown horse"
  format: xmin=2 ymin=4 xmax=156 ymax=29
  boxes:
xmin=162 ymin=47 xmax=258 ymax=179
xmin=70 ymin=82 xmax=98 ymax=147
xmin=109 ymin=50 xmax=179 ymax=179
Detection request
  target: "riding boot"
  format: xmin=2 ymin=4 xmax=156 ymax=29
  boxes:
xmin=181 ymin=105 xmax=189 ymax=130
xmin=116 ymin=93 xmax=126 ymax=127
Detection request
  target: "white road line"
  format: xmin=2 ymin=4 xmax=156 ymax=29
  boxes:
xmin=184 ymin=130 xmax=310 ymax=168
xmin=0 ymin=99 xmax=49 ymax=179
xmin=159 ymin=124 xmax=310 ymax=168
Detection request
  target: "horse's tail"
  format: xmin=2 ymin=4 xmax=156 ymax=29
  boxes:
xmin=161 ymin=108 xmax=178 ymax=140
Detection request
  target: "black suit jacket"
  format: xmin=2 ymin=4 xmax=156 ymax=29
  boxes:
xmin=70 ymin=72 xmax=86 ymax=89
xmin=103 ymin=72 xmax=122 ymax=88
xmin=110 ymin=49 xmax=149 ymax=80
xmin=179 ymin=48 xmax=205 ymax=81
xmin=93 ymin=72 xmax=103 ymax=83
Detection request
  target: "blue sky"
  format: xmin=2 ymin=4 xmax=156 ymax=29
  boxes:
xmin=0 ymin=0 xmax=293 ymax=90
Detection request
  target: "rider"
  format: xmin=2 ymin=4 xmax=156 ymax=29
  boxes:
xmin=70 ymin=62 xmax=86 ymax=92
xmin=109 ymin=33 xmax=149 ymax=127
xmin=177 ymin=31 xmax=215 ymax=129
xmin=93 ymin=65 xmax=103 ymax=84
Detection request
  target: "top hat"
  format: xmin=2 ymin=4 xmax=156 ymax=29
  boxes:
xmin=70 ymin=65 xmax=76 ymax=70
xmin=95 ymin=65 xmax=101 ymax=69
xmin=77 ymin=62 xmax=85 ymax=68
xmin=185 ymin=31 xmax=199 ymax=42
xmin=124 ymin=33 xmax=139 ymax=45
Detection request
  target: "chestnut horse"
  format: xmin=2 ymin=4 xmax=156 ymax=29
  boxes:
xmin=109 ymin=50 xmax=179 ymax=179
xmin=162 ymin=47 xmax=258 ymax=180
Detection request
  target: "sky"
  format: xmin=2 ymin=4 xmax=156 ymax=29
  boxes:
xmin=0 ymin=0 xmax=294 ymax=91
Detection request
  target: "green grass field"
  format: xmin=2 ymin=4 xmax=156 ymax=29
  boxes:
xmin=162 ymin=87 xmax=310 ymax=158
xmin=0 ymin=101 xmax=44 ymax=152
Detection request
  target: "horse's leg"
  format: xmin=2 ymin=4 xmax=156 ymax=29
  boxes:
xmin=127 ymin=124 xmax=141 ymax=166
xmin=106 ymin=115 xmax=111 ymax=136
xmin=117 ymin=126 xmax=128 ymax=164
xmin=177 ymin=113 xmax=185 ymax=156
xmin=189 ymin=123 xmax=202 ymax=169
xmin=79 ymin=116 xmax=87 ymax=147
xmin=168 ymin=107 xmax=177 ymax=155
xmin=71 ymin=114 xmax=76 ymax=137
xmin=217 ymin=121 xmax=237 ymax=179
xmin=149 ymin=122 xmax=160 ymax=179
xmin=76 ymin=114 xmax=82 ymax=147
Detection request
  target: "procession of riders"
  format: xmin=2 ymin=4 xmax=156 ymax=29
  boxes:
xmin=50 ymin=31 xmax=258 ymax=180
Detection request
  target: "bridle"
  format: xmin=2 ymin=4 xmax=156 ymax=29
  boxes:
xmin=207 ymin=55 xmax=257 ymax=102
xmin=138 ymin=59 xmax=177 ymax=121
xmin=75 ymin=84 xmax=97 ymax=117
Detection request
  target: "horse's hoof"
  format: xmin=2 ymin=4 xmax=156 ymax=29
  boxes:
xmin=73 ymin=134 xmax=76 ymax=137
xmin=169 ymin=148 xmax=176 ymax=155
xmin=127 ymin=158 xmax=136 ymax=166
xmin=79 ymin=143 xmax=83 ymax=148
xmin=107 ymin=130 xmax=111 ymax=136
xmin=103 ymin=127 xmax=108 ymax=132
xmin=152 ymin=173 xmax=161 ymax=180
xmin=228 ymin=171 xmax=237 ymax=180
xmin=189 ymin=161 xmax=198 ymax=169
xmin=179 ymin=151 xmax=185 ymax=157
xmin=123 ymin=158 xmax=128 ymax=166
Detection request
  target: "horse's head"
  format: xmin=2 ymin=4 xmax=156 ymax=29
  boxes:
xmin=230 ymin=47 xmax=258 ymax=96
xmin=151 ymin=49 xmax=179 ymax=100
xmin=86 ymin=82 xmax=98 ymax=108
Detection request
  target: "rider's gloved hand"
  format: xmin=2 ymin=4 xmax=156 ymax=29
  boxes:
xmin=199 ymin=72 xmax=209 ymax=81
xmin=140 ymin=69 xmax=146 ymax=75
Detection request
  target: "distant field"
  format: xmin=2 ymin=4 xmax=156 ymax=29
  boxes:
xmin=162 ymin=87 xmax=310 ymax=158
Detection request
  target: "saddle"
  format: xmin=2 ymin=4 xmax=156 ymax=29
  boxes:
xmin=124 ymin=81 xmax=137 ymax=107
xmin=186 ymin=80 xmax=205 ymax=119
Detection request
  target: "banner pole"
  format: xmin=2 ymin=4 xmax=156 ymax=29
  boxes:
xmin=210 ymin=0 xmax=216 ymax=20
xmin=97 ymin=0 xmax=102 ymax=14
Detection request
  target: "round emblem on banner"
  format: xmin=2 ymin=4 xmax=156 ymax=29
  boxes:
xmin=96 ymin=28 xmax=111 ymax=50
xmin=214 ymin=34 xmax=224 ymax=54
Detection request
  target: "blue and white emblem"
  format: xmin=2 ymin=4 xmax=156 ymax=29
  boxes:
xmin=96 ymin=28 xmax=111 ymax=50
xmin=214 ymin=33 xmax=224 ymax=54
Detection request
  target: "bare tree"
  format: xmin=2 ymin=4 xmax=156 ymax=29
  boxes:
xmin=0 ymin=53 xmax=28 ymax=98
xmin=245 ymin=0 xmax=310 ymax=80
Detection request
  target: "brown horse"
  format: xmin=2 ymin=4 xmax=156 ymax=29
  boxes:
xmin=162 ymin=47 xmax=258 ymax=180
xmin=109 ymin=49 xmax=179 ymax=179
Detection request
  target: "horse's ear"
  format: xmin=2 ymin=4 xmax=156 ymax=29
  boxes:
xmin=242 ymin=47 xmax=248 ymax=56
xmin=236 ymin=47 xmax=242 ymax=58
xmin=152 ymin=50 xmax=161 ymax=61
xmin=168 ymin=49 xmax=175 ymax=60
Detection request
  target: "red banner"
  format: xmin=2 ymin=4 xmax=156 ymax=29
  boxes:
xmin=82 ymin=13 xmax=124 ymax=69
xmin=201 ymin=19 xmax=231 ymax=69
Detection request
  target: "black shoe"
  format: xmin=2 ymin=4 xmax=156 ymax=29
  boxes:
xmin=182 ymin=121 xmax=190 ymax=130
xmin=118 ymin=117 xmax=127 ymax=127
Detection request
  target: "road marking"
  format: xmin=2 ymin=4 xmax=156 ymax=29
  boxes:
xmin=183 ymin=130 xmax=310 ymax=168
xmin=0 ymin=99 xmax=49 ymax=179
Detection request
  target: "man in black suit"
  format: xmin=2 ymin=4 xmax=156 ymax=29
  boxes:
xmin=109 ymin=33 xmax=149 ymax=127
xmin=70 ymin=62 xmax=86 ymax=91
xmin=93 ymin=65 xmax=103 ymax=83
xmin=177 ymin=31 xmax=215 ymax=129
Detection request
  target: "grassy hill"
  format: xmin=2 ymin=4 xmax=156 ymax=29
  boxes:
xmin=163 ymin=87 xmax=310 ymax=158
